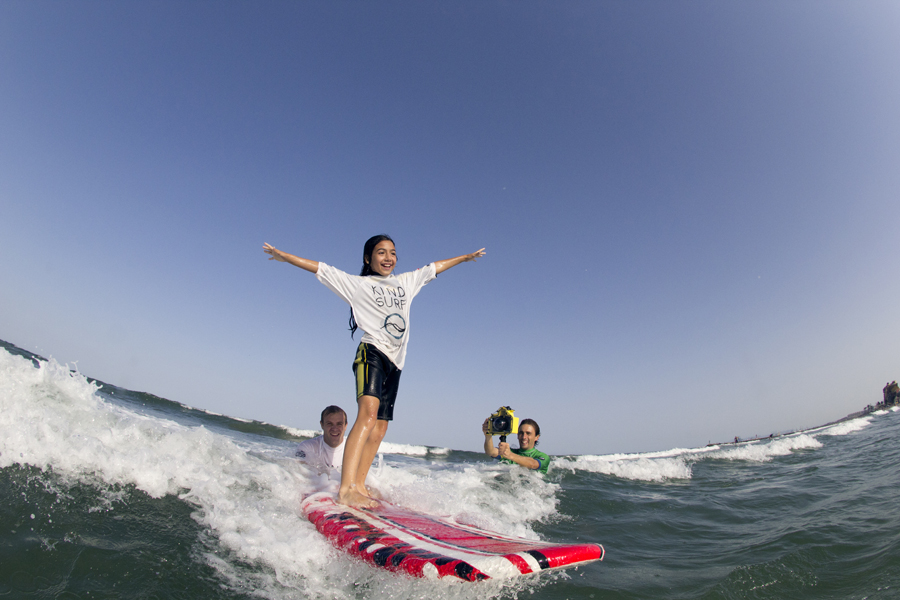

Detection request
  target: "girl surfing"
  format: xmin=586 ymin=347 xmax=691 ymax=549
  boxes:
xmin=264 ymin=235 xmax=485 ymax=507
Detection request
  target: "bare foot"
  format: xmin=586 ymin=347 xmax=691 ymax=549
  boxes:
xmin=360 ymin=485 xmax=383 ymax=500
xmin=339 ymin=488 xmax=379 ymax=508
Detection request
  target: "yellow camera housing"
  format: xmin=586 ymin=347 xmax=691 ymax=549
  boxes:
xmin=487 ymin=406 xmax=519 ymax=437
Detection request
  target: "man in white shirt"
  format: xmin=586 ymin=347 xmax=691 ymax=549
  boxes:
xmin=295 ymin=405 xmax=348 ymax=473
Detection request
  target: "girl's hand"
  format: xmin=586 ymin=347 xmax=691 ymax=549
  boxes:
xmin=434 ymin=247 xmax=486 ymax=274
xmin=263 ymin=243 xmax=287 ymax=262
xmin=263 ymin=243 xmax=320 ymax=273
xmin=464 ymin=248 xmax=486 ymax=262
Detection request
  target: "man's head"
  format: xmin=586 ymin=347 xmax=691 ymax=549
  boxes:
xmin=517 ymin=418 xmax=541 ymax=450
xmin=320 ymin=405 xmax=348 ymax=449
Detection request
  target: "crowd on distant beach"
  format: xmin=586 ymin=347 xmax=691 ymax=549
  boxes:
xmin=880 ymin=381 xmax=900 ymax=408
xmin=863 ymin=380 xmax=900 ymax=414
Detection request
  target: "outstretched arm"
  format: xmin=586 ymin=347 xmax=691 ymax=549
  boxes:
xmin=263 ymin=243 xmax=319 ymax=274
xmin=434 ymin=248 xmax=486 ymax=275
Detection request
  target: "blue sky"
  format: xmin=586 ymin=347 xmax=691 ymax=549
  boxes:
xmin=2 ymin=1 xmax=898 ymax=455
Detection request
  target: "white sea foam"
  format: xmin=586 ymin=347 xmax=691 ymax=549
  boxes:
xmin=558 ymin=431 xmax=832 ymax=481
xmin=0 ymin=348 xmax=547 ymax=600
xmin=378 ymin=441 xmax=430 ymax=455
xmin=817 ymin=416 xmax=872 ymax=436
xmin=286 ymin=427 xmax=321 ymax=439
xmin=368 ymin=458 xmax=559 ymax=540
xmin=559 ymin=454 xmax=693 ymax=482
xmin=711 ymin=434 xmax=822 ymax=461
xmin=378 ymin=441 xmax=452 ymax=456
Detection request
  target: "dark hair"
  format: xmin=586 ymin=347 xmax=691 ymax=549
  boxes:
xmin=520 ymin=418 xmax=541 ymax=445
xmin=320 ymin=405 xmax=347 ymax=425
xmin=349 ymin=234 xmax=395 ymax=337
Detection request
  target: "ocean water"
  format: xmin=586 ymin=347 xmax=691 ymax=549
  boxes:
xmin=2 ymin=338 xmax=899 ymax=600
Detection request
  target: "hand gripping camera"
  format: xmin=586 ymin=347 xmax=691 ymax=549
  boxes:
xmin=487 ymin=406 xmax=519 ymax=442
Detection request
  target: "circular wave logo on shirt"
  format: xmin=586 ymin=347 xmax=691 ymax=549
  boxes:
xmin=383 ymin=313 xmax=407 ymax=340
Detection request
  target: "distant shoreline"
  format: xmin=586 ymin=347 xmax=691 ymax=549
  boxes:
xmin=708 ymin=406 xmax=878 ymax=447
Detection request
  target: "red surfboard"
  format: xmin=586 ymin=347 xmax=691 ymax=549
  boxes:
xmin=301 ymin=492 xmax=604 ymax=581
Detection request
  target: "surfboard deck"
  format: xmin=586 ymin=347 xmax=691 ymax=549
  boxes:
xmin=301 ymin=492 xmax=604 ymax=581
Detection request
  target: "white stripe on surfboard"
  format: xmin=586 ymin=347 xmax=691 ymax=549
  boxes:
xmin=310 ymin=499 xmax=528 ymax=578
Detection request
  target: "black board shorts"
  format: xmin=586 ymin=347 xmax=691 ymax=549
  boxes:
xmin=353 ymin=343 xmax=401 ymax=421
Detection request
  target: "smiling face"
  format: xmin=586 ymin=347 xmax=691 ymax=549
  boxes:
xmin=517 ymin=423 xmax=540 ymax=450
xmin=365 ymin=239 xmax=397 ymax=276
xmin=321 ymin=412 xmax=348 ymax=449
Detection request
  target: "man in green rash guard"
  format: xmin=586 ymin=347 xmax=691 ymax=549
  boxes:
xmin=482 ymin=417 xmax=550 ymax=474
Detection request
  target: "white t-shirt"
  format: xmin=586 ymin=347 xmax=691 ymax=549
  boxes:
xmin=316 ymin=262 xmax=437 ymax=370
xmin=295 ymin=435 xmax=345 ymax=472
